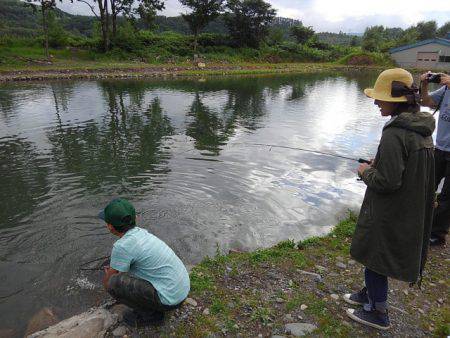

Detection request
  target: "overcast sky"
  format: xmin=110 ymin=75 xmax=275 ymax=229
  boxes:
xmin=57 ymin=0 xmax=450 ymax=33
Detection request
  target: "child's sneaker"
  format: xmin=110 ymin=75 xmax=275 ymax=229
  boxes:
xmin=343 ymin=287 xmax=369 ymax=306
xmin=346 ymin=308 xmax=391 ymax=330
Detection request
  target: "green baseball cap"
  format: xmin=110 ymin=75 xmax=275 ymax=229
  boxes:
xmin=98 ymin=198 xmax=136 ymax=227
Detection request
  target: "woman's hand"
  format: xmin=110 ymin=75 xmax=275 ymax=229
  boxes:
xmin=358 ymin=163 xmax=371 ymax=177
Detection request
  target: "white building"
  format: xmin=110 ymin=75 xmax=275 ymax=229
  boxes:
xmin=389 ymin=34 xmax=450 ymax=70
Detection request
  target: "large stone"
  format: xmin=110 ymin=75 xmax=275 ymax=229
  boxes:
xmin=28 ymin=308 xmax=117 ymax=338
xmin=285 ymin=323 xmax=317 ymax=337
xmin=25 ymin=307 xmax=59 ymax=336
xmin=185 ymin=298 xmax=198 ymax=307
xmin=112 ymin=325 xmax=129 ymax=337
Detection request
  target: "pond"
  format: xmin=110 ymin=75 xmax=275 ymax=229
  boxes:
xmin=1 ymin=72 xmax=388 ymax=334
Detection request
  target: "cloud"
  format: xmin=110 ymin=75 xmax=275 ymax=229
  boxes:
xmin=57 ymin=0 xmax=450 ymax=33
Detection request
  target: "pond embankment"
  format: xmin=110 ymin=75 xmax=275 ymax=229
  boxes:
xmin=26 ymin=215 xmax=449 ymax=338
xmin=0 ymin=62 xmax=383 ymax=82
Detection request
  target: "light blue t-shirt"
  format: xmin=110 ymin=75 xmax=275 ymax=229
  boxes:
xmin=430 ymin=85 xmax=450 ymax=152
xmin=110 ymin=227 xmax=190 ymax=306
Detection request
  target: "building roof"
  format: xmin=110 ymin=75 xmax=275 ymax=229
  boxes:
xmin=389 ymin=38 xmax=450 ymax=54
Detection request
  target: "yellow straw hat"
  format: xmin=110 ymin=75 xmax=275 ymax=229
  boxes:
xmin=364 ymin=68 xmax=414 ymax=102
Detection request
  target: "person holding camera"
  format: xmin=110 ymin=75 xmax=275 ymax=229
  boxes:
xmin=420 ymin=72 xmax=450 ymax=246
xmin=345 ymin=68 xmax=435 ymax=330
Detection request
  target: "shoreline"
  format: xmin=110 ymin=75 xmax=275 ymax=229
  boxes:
xmin=26 ymin=214 xmax=449 ymax=338
xmin=0 ymin=63 xmax=384 ymax=83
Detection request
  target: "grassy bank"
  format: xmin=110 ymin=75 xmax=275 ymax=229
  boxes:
xmin=123 ymin=213 xmax=449 ymax=337
xmin=0 ymin=58 xmax=385 ymax=83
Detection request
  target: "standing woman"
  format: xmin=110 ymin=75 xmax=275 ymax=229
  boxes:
xmin=344 ymin=69 xmax=435 ymax=330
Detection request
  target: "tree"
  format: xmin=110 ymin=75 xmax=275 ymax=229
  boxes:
xmin=437 ymin=21 xmax=450 ymax=38
xmin=76 ymin=0 xmax=110 ymax=51
xmin=415 ymin=20 xmax=437 ymax=40
xmin=180 ymin=0 xmax=224 ymax=51
xmin=290 ymin=24 xmax=314 ymax=44
xmin=362 ymin=25 xmax=386 ymax=52
xmin=224 ymin=0 xmax=276 ymax=48
xmin=24 ymin=0 xmax=63 ymax=59
xmin=134 ymin=0 xmax=165 ymax=30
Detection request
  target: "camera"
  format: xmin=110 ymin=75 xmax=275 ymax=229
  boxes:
xmin=426 ymin=73 xmax=442 ymax=84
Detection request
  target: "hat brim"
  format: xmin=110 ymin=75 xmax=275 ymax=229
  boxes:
xmin=364 ymin=88 xmax=407 ymax=102
xmin=98 ymin=210 xmax=106 ymax=221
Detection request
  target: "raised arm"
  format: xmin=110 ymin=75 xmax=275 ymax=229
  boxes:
xmin=360 ymin=129 xmax=407 ymax=194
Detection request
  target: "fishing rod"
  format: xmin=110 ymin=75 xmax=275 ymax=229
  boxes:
xmin=229 ymin=142 xmax=371 ymax=164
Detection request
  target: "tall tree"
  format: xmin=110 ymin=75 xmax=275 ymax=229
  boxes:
xmin=180 ymin=0 xmax=224 ymax=51
xmin=290 ymin=24 xmax=314 ymax=44
xmin=224 ymin=0 xmax=276 ymax=48
xmin=437 ymin=21 xmax=450 ymax=38
xmin=76 ymin=0 xmax=110 ymax=50
xmin=415 ymin=20 xmax=437 ymax=40
xmin=24 ymin=0 xmax=62 ymax=59
xmin=361 ymin=25 xmax=386 ymax=52
xmin=135 ymin=0 xmax=165 ymax=30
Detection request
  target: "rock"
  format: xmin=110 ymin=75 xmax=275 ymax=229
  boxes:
xmin=257 ymin=334 xmax=263 ymax=338
xmin=330 ymin=294 xmax=339 ymax=300
xmin=284 ymin=314 xmax=293 ymax=321
xmin=348 ymin=259 xmax=356 ymax=265
xmin=28 ymin=308 xmax=117 ymax=338
xmin=197 ymin=62 xmax=206 ymax=69
xmin=342 ymin=321 xmax=352 ymax=328
xmin=203 ymin=308 xmax=210 ymax=315
xmin=403 ymin=289 xmax=409 ymax=296
xmin=109 ymin=304 xmax=129 ymax=321
xmin=336 ymin=262 xmax=347 ymax=269
xmin=185 ymin=298 xmax=198 ymax=307
xmin=25 ymin=307 xmax=59 ymax=336
xmin=300 ymin=304 xmax=308 ymax=311
xmin=418 ymin=308 xmax=425 ymax=314
xmin=233 ymin=324 xmax=239 ymax=329
xmin=285 ymin=323 xmax=317 ymax=336
xmin=276 ymin=298 xmax=285 ymax=303
xmin=271 ymin=336 xmax=286 ymax=338
xmin=336 ymin=256 xmax=344 ymax=262
xmin=437 ymin=298 xmax=444 ymax=304
xmin=315 ymin=265 xmax=327 ymax=272
xmin=112 ymin=325 xmax=129 ymax=337
xmin=297 ymin=269 xmax=322 ymax=282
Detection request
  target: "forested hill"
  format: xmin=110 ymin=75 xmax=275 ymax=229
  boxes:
xmin=0 ymin=0 xmax=357 ymax=44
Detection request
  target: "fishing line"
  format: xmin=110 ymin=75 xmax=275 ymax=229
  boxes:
xmin=229 ymin=142 xmax=370 ymax=164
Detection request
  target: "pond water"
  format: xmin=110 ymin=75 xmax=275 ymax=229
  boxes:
xmin=1 ymin=72 xmax=390 ymax=334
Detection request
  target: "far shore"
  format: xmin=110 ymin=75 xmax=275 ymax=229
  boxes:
xmin=0 ymin=62 xmax=385 ymax=82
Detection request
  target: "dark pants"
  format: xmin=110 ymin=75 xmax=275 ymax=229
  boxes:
xmin=432 ymin=149 xmax=450 ymax=238
xmin=108 ymin=273 xmax=183 ymax=313
xmin=365 ymin=268 xmax=388 ymax=312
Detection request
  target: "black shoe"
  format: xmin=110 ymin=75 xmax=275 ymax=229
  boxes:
xmin=346 ymin=308 xmax=391 ymax=330
xmin=430 ymin=235 xmax=446 ymax=247
xmin=343 ymin=287 xmax=369 ymax=306
xmin=123 ymin=309 xmax=164 ymax=327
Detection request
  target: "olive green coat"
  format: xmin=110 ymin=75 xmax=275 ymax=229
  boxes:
xmin=350 ymin=112 xmax=435 ymax=283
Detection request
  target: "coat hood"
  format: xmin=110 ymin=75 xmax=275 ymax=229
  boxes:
xmin=384 ymin=112 xmax=435 ymax=137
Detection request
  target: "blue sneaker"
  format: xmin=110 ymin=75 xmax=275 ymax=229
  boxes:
xmin=346 ymin=308 xmax=391 ymax=330
xmin=343 ymin=287 xmax=369 ymax=306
